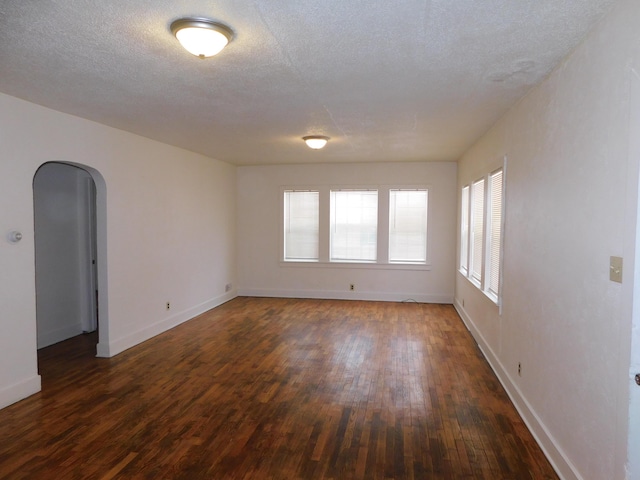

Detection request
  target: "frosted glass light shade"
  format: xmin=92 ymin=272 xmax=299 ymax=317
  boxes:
xmin=171 ymin=18 xmax=233 ymax=58
xmin=303 ymin=136 xmax=330 ymax=149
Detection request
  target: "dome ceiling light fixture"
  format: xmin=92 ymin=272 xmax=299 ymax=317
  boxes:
xmin=170 ymin=17 xmax=233 ymax=58
xmin=303 ymin=135 xmax=330 ymax=150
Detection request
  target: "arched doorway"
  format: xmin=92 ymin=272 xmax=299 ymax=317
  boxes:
xmin=33 ymin=162 xmax=109 ymax=357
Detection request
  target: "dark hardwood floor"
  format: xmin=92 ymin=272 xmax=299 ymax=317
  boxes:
xmin=0 ymin=298 xmax=558 ymax=479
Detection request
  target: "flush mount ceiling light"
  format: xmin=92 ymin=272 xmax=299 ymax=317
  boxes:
xmin=303 ymin=136 xmax=330 ymax=150
xmin=170 ymin=17 xmax=233 ymax=58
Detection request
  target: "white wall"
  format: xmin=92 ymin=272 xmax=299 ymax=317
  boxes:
xmin=34 ymin=163 xmax=94 ymax=348
xmin=0 ymin=92 xmax=237 ymax=409
xmin=237 ymin=162 xmax=457 ymax=303
xmin=455 ymin=0 xmax=639 ymax=479
xmin=625 ymin=55 xmax=640 ymax=480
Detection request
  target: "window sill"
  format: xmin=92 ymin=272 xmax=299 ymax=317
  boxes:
xmin=484 ymin=290 xmax=499 ymax=305
xmin=281 ymin=260 xmax=432 ymax=271
xmin=459 ymin=270 xmax=500 ymax=306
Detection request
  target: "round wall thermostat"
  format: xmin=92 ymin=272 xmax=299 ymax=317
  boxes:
xmin=7 ymin=231 xmax=23 ymax=243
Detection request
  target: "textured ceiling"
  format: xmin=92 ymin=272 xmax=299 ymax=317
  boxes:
xmin=0 ymin=0 xmax=617 ymax=165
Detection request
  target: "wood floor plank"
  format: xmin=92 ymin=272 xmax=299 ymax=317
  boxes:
xmin=0 ymin=298 xmax=558 ymax=479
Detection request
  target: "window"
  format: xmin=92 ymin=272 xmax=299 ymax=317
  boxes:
xmin=283 ymin=190 xmax=319 ymax=261
xmin=330 ymin=190 xmax=378 ymax=262
xmin=460 ymin=186 xmax=469 ymax=273
xmin=281 ymin=185 xmax=430 ymax=268
xmin=389 ymin=189 xmax=428 ymax=263
xmin=460 ymin=167 xmax=504 ymax=304
xmin=470 ymin=178 xmax=485 ymax=284
xmin=487 ymin=170 xmax=503 ymax=298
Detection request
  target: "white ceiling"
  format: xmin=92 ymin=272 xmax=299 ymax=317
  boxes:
xmin=0 ymin=1 xmax=616 ymax=165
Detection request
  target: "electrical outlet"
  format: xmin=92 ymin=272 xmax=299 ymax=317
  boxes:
xmin=350 ymin=284 xmax=355 ymax=291
xmin=166 ymin=302 xmax=170 ymax=310
xmin=518 ymin=362 xmax=521 ymax=376
xmin=225 ymin=283 xmax=232 ymax=292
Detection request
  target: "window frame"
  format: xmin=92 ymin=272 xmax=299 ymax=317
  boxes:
xmin=459 ymin=185 xmax=470 ymax=274
xmin=388 ymin=189 xmax=429 ymax=265
xmin=459 ymin=164 xmax=505 ymax=306
xmin=283 ymin=189 xmax=320 ymax=262
xmin=330 ymin=189 xmax=379 ymax=263
xmin=279 ymin=185 xmax=431 ymax=271
xmin=485 ymin=169 xmax=503 ymax=302
xmin=469 ymin=177 xmax=485 ymax=286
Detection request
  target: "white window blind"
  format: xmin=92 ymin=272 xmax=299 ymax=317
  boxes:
xmin=389 ymin=189 xmax=428 ymax=263
xmin=284 ymin=190 xmax=319 ymax=261
xmin=470 ymin=179 xmax=485 ymax=283
xmin=460 ymin=186 xmax=469 ymax=272
xmin=487 ymin=170 xmax=503 ymax=297
xmin=330 ymin=190 xmax=378 ymax=262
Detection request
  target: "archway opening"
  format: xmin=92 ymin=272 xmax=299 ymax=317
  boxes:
xmin=33 ymin=161 xmax=109 ymax=366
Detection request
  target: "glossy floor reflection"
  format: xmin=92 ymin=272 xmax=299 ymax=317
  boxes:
xmin=0 ymin=297 xmax=558 ymax=479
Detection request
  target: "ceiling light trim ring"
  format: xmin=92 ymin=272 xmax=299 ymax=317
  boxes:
xmin=170 ymin=18 xmax=233 ymax=39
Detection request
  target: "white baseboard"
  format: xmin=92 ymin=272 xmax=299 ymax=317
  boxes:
xmin=454 ymin=299 xmax=582 ymax=480
xmin=0 ymin=375 xmax=41 ymax=410
xmin=238 ymin=288 xmax=453 ymax=304
xmin=37 ymin=323 xmax=83 ymax=349
xmin=95 ymin=341 xmax=111 ymax=358
xmin=97 ymin=291 xmax=237 ymax=358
